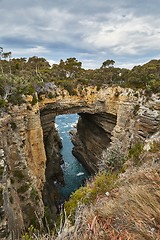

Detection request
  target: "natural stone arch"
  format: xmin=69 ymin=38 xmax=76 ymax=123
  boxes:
xmin=39 ymin=92 xmax=118 ymax=176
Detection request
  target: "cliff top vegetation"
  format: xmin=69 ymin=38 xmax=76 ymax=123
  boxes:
xmin=0 ymin=48 xmax=160 ymax=108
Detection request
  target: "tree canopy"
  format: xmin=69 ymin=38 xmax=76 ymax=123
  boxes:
xmin=101 ymin=59 xmax=115 ymax=68
xmin=0 ymin=48 xmax=159 ymax=107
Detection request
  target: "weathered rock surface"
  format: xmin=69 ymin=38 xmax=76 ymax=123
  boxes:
xmin=72 ymin=112 xmax=117 ymax=173
xmin=0 ymin=86 xmax=159 ymax=238
xmin=0 ymin=104 xmax=46 ymax=238
xmin=39 ymin=86 xmax=160 ymax=173
xmin=39 ymin=86 xmax=160 ymax=172
xmin=41 ymin=115 xmax=64 ymax=226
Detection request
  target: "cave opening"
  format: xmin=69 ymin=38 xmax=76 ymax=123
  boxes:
xmin=55 ymin=113 xmax=90 ymax=201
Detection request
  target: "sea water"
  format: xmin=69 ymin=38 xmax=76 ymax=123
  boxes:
xmin=55 ymin=114 xmax=90 ymax=201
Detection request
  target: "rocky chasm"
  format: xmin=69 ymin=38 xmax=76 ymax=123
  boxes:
xmin=0 ymin=86 xmax=160 ymax=238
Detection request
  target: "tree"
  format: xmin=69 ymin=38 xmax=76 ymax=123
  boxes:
xmin=59 ymin=57 xmax=82 ymax=79
xmin=101 ymin=59 xmax=115 ymax=68
xmin=2 ymin=51 xmax=12 ymax=61
xmin=11 ymin=57 xmax=27 ymax=74
xmin=0 ymin=74 xmax=13 ymax=99
xmin=51 ymin=63 xmax=61 ymax=79
xmin=0 ymin=47 xmax=3 ymax=74
xmin=2 ymin=51 xmax=12 ymax=74
xmin=27 ymin=56 xmax=50 ymax=77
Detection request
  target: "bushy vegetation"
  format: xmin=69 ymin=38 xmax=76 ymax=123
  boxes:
xmin=22 ymin=225 xmax=42 ymax=240
xmin=17 ymin=183 xmax=30 ymax=194
xmin=13 ymin=169 xmax=25 ymax=181
xmin=128 ymin=142 xmax=144 ymax=166
xmin=64 ymin=172 xmax=118 ymax=222
xmin=63 ymin=141 xmax=147 ymax=227
xmin=149 ymin=140 xmax=160 ymax=153
xmin=0 ymin=49 xmax=160 ymax=107
xmin=98 ymin=140 xmax=126 ymax=173
xmin=70 ymin=165 xmax=160 ymax=240
xmin=19 ymin=139 xmax=160 ymax=240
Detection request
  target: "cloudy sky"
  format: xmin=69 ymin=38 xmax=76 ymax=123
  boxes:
xmin=1 ymin=0 xmax=160 ymax=69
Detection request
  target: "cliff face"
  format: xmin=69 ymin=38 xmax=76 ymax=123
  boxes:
xmin=0 ymin=104 xmax=46 ymax=238
xmin=72 ymin=112 xmax=117 ymax=173
xmin=40 ymin=113 xmax=64 ymax=225
xmin=71 ymin=87 xmax=160 ymax=172
xmin=0 ymin=86 xmax=159 ymax=238
xmin=39 ymin=86 xmax=159 ymax=173
xmin=36 ymin=85 xmax=160 ymax=177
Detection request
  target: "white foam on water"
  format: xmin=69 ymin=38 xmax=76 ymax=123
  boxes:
xmin=76 ymin=172 xmax=84 ymax=176
xmin=71 ymin=123 xmax=76 ymax=128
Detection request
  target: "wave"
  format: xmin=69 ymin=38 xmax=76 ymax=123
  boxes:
xmin=76 ymin=172 xmax=84 ymax=176
xmin=71 ymin=123 xmax=77 ymax=128
xmin=64 ymin=124 xmax=69 ymax=128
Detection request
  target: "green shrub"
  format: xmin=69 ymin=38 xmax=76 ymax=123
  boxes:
xmin=149 ymin=141 xmax=160 ymax=153
xmin=98 ymin=140 xmax=126 ymax=173
xmin=10 ymin=121 xmax=17 ymax=130
xmin=0 ymin=99 xmax=6 ymax=108
xmin=31 ymin=93 xmax=38 ymax=105
xmin=8 ymin=94 xmax=25 ymax=105
xmin=64 ymin=172 xmax=118 ymax=222
xmin=30 ymin=187 xmax=39 ymax=201
xmin=47 ymin=92 xmax=55 ymax=99
xmin=128 ymin=142 xmax=144 ymax=166
xmin=17 ymin=183 xmax=30 ymax=194
xmin=13 ymin=169 xmax=25 ymax=181
xmin=22 ymin=225 xmax=39 ymax=240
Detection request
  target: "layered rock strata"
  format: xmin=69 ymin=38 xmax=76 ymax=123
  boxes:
xmin=71 ymin=89 xmax=160 ymax=172
xmin=72 ymin=113 xmax=117 ymax=173
xmin=0 ymin=104 xmax=46 ymax=238
xmin=0 ymin=86 xmax=159 ymax=238
xmin=40 ymin=86 xmax=160 ymax=173
xmin=41 ymin=113 xmax=64 ymax=225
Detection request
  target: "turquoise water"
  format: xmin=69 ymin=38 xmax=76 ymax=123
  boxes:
xmin=55 ymin=114 xmax=90 ymax=201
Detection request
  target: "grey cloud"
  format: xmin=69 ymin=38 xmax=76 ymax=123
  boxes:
xmin=0 ymin=0 xmax=160 ymax=68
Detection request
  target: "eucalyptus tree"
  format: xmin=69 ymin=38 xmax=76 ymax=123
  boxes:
xmin=2 ymin=51 xmax=12 ymax=74
xmin=27 ymin=56 xmax=50 ymax=78
xmin=59 ymin=57 xmax=82 ymax=79
xmin=0 ymin=47 xmax=3 ymax=74
xmin=101 ymin=59 xmax=115 ymax=68
xmin=11 ymin=57 xmax=27 ymax=74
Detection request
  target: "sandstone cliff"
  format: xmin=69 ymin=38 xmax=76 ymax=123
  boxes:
xmin=0 ymin=103 xmax=46 ymax=238
xmin=72 ymin=87 xmax=160 ymax=172
xmin=0 ymin=86 xmax=159 ymax=238
xmin=38 ymin=86 xmax=159 ymax=174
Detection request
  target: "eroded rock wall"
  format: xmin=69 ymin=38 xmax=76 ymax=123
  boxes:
xmin=72 ymin=113 xmax=117 ymax=173
xmin=0 ymin=104 xmax=46 ymax=238
xmin=40 ymin=113 xmax=64 ymax=225
xmin=0 ymin=86 xmax=159 ymax=238
xmin=39 ymin=86 xmax=160 ymax=175
xmin=72 ymin=88 xmax=160 ymax=173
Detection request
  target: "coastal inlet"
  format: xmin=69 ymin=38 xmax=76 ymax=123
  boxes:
xmin=55 ymin=114 xmax=90 ymax=201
